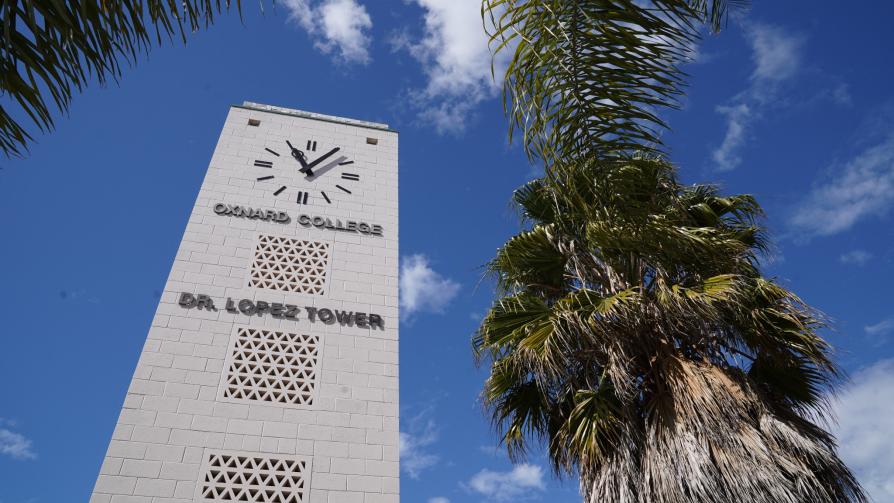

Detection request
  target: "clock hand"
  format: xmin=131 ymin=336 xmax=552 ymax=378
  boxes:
xmin=302 ymin=147 xmax=340 ymax=175
xmin=304 ymin=156 xmax=347 ymax=180
xmin=286 ymin=140 xmax=308 ymax=169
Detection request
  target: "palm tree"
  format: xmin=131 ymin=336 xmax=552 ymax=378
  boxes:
xmin=484 ymin=0 xmax=747 ymax=165
xmin=474 ymin=158 xmax=866 ymax=501
xmin=0 ymin=1 xmax=259 ymax=157
xmin=478 ymin=2 xmax=864 ymax=499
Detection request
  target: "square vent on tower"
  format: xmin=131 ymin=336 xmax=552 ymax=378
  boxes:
xmin=220 ymin=327 xmax=321 ymax=407
xmin=198 ymin=451 xmax=309 ymax=503
xmin=248 ymin=234 xmax=331 ymax=294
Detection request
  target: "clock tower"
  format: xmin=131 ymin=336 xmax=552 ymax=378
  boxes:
xmin=90 ymin=102 xmax=399 ymax=503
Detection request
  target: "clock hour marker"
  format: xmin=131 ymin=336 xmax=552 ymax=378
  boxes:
xmin=336 ymin=184 xmax=352 ymax=194
xmin=264 ymin=148 xmax=280 ymax=157
xmin=256 ymin=175 xmax=274 ymax=181
xmin=339 ymin=160 xmax=354 ymax=166
xmin=274 ymin=186 xmax=287 ymax=196
xmin=306 ymin=140 xmax=317 ymax=152
xmin=296 ymin=191 xmax=309 ymax=205
xmin=321 ymin=191 xmax=331 ymax=204
xmin=341 ymin=173 xmax=360 ymax=181
xmin=254 ymin=160 xmax=273 ymax=168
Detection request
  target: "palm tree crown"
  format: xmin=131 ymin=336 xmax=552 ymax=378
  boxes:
xmin=475 ymin=158 xmax=866 ymax=502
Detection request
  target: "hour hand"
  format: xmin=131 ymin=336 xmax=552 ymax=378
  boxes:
xmin=286 ymin=140 xmax=308 ymax=169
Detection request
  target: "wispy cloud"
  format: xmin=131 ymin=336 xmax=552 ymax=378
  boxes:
xmin=391 ymin=0 xmax=508 ymax=134
xmin=840 ymin=250 xmax=873 ymax=266
xmin=465 ymin=464 xmax=546 ymax=502
xmin=283 ymin=0 xmax=373 ymax=64
xmin=400 ymin=254 xmax=460 ymax=320
xmin=830 ymin=83 xmax=853 ymax=106
xmin=58 ymin=288 xmax=101 ymax=304
xmin=865 ymin=318 xmax=894 ymax=337
xmin=428 ymin=498 xmax=450 ymax=503
xmin=479 ymin=444 xmax=503 ymax=457
xmin=400 ymin=407 xmax=440 ymax=479
xmin=832 ymin=359 xmax=894 ymax=501
xmin=0 ymin=419 xmax=36 ymax=460
xmin=748 ymin=24 xmax=803 ymax=83
xmin=712 ymin=103 xmax=752 ymax=171
xmin=711 ymin=24 xmax=804 ymax=171
xmin=790 ymin=134 xmax=894 ymax=238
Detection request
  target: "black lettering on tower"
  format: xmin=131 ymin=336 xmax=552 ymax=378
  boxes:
xmin=335 ymin=310 xmax=355 ymax=326
xmin=178 ymin=292 xmax=197 ymax=308
xmin=196 ymin=295 xmax=216 ymax=311
xmin=238 ymin=299 xmax=256 ymax=315
xmin=318 ymin=309 xmax=335 ymax=324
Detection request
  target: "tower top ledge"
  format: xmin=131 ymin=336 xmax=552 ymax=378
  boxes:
xmin=237 ymin=101 xmax=394 ymax=132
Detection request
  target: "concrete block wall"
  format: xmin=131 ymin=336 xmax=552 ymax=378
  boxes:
xmin=90 ymin=103 xmax=399 ymax=503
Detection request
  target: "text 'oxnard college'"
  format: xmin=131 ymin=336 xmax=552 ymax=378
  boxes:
xmin=212 ymin=202 xmax=384 ymax=236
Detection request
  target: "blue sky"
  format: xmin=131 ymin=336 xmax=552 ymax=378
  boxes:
xmin=1 ymin=1 xmax=893 ymax=501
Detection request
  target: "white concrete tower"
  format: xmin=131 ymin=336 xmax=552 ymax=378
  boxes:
xmin=90 ymin=102 xmax=399 ymax=503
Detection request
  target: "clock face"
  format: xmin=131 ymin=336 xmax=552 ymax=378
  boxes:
xmin=252 ymin=138 xmax=361 ymax=205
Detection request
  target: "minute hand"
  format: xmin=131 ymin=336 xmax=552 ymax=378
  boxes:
xmin=301 ymin=147 xmax=340 ymax=175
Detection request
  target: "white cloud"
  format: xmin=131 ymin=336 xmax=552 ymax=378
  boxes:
xmin=865 ymin=318 xmax=894 ymax=337
xmin=0 ymin=419 xmax=36 ymax=460
xmin=831 ymin=83 xmax=853 ymax=106
xmin=393 ymin=0 xmax=508 ymax=134
xmin=283 ymin=0 xmax=373 ymax=64
xmin=711 ymin=24 xmax=804 ymax=171
xmin=712 ymin=103 xmax=751 ymax=171
xmin=400 ymin=410 xmax=440 ymax=479
xmin=400 ymin=254 xmax=460 ymax=319
xmin=832 ymin=359 xmax=894 ymax=500
xmin=840 ymin=250 xmax=873 ymax=266
xmin=790 ymin=134 xmax=894 ymax=237
xmin=479 ymin=444 xmax=503 ymax=457
xmin=428 ymin=498 xmax=450 ymax=503
xmin=466 ymin=464 xmax=546 ymax=502
xmin=761 ymin=250 xmax=785 ymax=267
xmin=748 ymin=24 xmax=803 ymax=83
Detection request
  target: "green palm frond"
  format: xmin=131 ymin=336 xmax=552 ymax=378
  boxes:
xmin=556 ymin=287 xmax=640 ymax=321
xmin=552 ymin=384 xmax=624 ymax=469
xmin=512 ymin=178 xmax=555 ymax=224
xmin=0 ymin=1 xmax=257 ymax=157
xmin=748 ymin=353 xmax=832 ymax=417
xmin=654 ymin=274 xmax=740 ymax=310
xmin=491 ymin=224 xmax=567 ymax=292
xmin=483 ymin=0 xmax=748 ymax=166
xmin=489 ymin=378 xmax=551 ymax=460
xmin=474 ymin=292 xmax=552 ymax=357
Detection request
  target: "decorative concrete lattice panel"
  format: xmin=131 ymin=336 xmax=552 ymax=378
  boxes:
xmin=249 ymin=235 xmax=330 ymax=294
xmin=221 ymin=328 xmax=320 ymax=406
xmin=199 ymin=452 xmax=308 ymax=503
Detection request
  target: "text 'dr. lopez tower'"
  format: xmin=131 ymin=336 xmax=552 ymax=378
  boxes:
xmin=90 ymin=102 xmax=399 ymax=503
